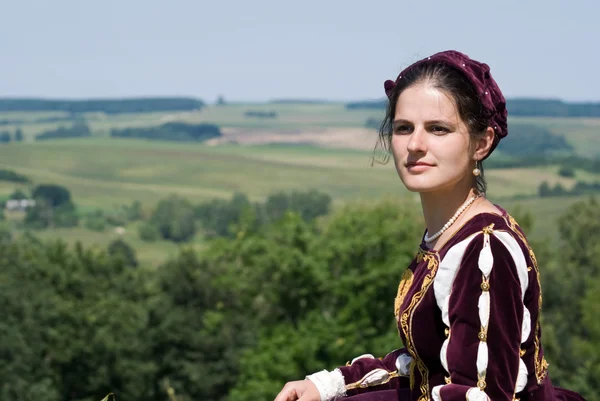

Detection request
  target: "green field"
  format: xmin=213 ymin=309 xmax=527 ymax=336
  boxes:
xmin=4 ymin=104 xmax=599 ymax=153
xmin=0 ymin=103 xmax=598 ymax=267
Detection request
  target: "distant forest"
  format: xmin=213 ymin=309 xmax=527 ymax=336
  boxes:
xmin=347 ymin=98 xmax=600 ymax=117
xmin=111 ymin=122 xmax=222 ymax=142
xmin=0 ymin=98 xmax=204 ymax=114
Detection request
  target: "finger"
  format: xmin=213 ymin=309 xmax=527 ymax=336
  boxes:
xmin=274 ymin=386 xmax=298 ymax=401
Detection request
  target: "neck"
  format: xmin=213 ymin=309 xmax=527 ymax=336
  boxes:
xmin=420 ymin=181 xmax=479 ymax=240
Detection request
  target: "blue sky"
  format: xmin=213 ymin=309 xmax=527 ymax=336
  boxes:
xmin=3 ymin=0 xmax=599 ymax=102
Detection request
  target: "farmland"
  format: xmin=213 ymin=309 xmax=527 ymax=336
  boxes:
xmin=0 ymin=102 xmax=599 ymax=266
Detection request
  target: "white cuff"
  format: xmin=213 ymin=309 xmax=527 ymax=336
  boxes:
xmin=306 ymin=368 xmax=346 ymax=401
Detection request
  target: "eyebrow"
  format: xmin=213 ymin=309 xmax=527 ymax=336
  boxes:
xmin=392 ymin=119 xmax=455 ymax=127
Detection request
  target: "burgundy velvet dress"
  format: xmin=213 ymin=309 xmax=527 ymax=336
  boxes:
xmin=307 ymin=209 xmax=586 ymax=401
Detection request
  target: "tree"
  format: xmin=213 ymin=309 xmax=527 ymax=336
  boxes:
xmin=0 ymin=131 xmax=11 ymax=143
xmin=108 ymin=239 xmax=138 ymax=267
xmin=150 ymin=195 xmax=196 ymax=242
xmin=32 ymin=184 xmax=72 ymax=208
xmin=538 ymin=181 xmax=551 ymax=197
xmin=9 ymin=189 xmax=28 ymax=200
xmin=558 ymin=166 xmax=575 ymax=178
xmin=14 ymin=128 xmax=23 ymax=142
xmin=196 ymin=192 xmax=253 ymax=238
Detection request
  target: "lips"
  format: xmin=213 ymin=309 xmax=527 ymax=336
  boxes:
xmin=405 ymin=161 xmax=434 ymax=168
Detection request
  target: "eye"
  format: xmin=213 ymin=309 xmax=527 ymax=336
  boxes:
xmin=394 ymin=125 xmax=412 ymax=134
xmin=430 ymin=125 xmax=450 ymax=135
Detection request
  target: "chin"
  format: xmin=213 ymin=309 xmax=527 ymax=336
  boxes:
xmin=398 ymin=173 xmax=440 ymax=193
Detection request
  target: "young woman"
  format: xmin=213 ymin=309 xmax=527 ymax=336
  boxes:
xmin=273 ymin=51 xmax=586 ymax=401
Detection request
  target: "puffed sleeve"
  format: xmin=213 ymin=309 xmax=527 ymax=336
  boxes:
xmin=431 ymin=227 xmax=530 ymax=401
xmin=306 ymin=348 xmax=412 ymax=401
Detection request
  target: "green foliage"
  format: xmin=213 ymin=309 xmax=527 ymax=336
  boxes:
xmin=0 ymin=239 xmax=156 ymax=401
xmin=9 ymin=188 xmax=29 ymax=199
xmin=14 ymin=128 xmax=23 ymax=142
xmin=0 ymin=222 xmax=12 ymax=242
xmin=150 ymin=195 xmax=196 ymax=242
xmin=0 ymin=169 xmax=30 ymax=184
xmin=496 ymin=124 xmax=573 ymax=157
xmin=0 ymin=131 xmax=11 ymax=143
xmin=107 ymin=239 xmax=138 ymax=267
xmin=24 ymin=199 xmax=79 ymax=229
xmin=244 ymin=110 xmax=277 ymax=118
xmin=85 ymin=210 xmax=107 ymax=232
xmin=558 ymin=166 xmax=575 ymax=178
xmin=2 ymin=196 xmax=599 ymax=401
xmin=539 ymin=180 xmax=600 ymax=198
xmin=196 ymin=192 xmax=253 ymax=238
xmin=36 ymin=121 xmax=91 ymax=141
xmin=261 ymin=189 xmax=331 ymax=224
xmin=111 ymin=122 xmax=221 ymax=142
xmin=138 ymin=222 xmax=160 ymax=242
xmin=0 ymin=97 xmax=204 ymax=114
xmin=538 ymin=197 xmax=600 ymax=399
xmin=32 ymin=184 xmax=72 ymax=208
xmin=197 ymin=190 xmax=332 ymax=240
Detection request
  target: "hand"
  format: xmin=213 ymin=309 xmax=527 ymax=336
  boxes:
xmin=274 ymin=379 xmax=321 ymax=401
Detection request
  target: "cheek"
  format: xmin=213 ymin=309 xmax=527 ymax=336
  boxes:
xmin=390 ymin=135 xmax=406 ymax=156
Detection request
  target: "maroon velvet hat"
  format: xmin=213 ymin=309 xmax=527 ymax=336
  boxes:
xmin=383 ymin=50 xmax=508 ymax=159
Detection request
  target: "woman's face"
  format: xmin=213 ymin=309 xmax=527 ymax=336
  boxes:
xmin=390 ymin=82 xmax=474 ymax=194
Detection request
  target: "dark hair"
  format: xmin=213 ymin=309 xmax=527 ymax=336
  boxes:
xmin=373 ymin=62 xmax=491 ymax=193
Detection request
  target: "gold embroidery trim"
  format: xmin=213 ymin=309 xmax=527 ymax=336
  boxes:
xmin=345 ymin=370 xmax=401 ymax=390
xmin=400 ymin=249 xmax=439 ymax=401
xmin=505 ymin=215 xmax=549 ymax=384
xmin=395 ymin=269 xmax=414 ymax=320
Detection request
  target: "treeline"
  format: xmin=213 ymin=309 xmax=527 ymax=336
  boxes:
xmin=0 ymin=169 xmax=30 ymax=183
xmin=0 ymin=97 xmax=204 ymax=114
xmin=1 ymin=196 xmax=599 ymax=401
xmin=136 ymin=189 xmax=331 ymax=243
xmin=36 ymin=121 xmax=91 ymax=141
xmin=0 ymin=114 xmax=80 ymax=126
xmin=539 ymin=180 xmax=600 ymax=197
xmin=487 ymin=154 xmax=600 ymax=174
xmin=111 ymin=122 xmax=221 ymax=142
xmin=244 ymin=110 xmax=278 ymax=118
xmin=196 ymin=190 xmax=331 ymax=239
xmin=351 ymin=98 xmax=600 ymax=117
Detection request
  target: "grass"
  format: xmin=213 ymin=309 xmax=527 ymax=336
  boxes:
xmin=1 ymin=138 xmax=594 ymax=210
xmin=3 ymin=106 xmax=600 ymax=158
xmin=11 ymin=219 xmax=206 ymax=269
xmin=0 ymin=105 xmax=598 ymax=267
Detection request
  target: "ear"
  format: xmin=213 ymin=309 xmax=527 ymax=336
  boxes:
xmin=473 ymin=127 xmax=495 ymax=161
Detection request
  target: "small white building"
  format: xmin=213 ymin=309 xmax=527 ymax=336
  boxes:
xmin=5 ymin=199 xmax=36 ymax=212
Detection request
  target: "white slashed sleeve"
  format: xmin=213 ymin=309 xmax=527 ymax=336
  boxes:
xmin=431 ymin=228 xmax=530 ymax=401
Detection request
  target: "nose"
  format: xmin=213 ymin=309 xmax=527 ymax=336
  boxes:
xmin=406 ymin=126 xmax=427 ymax=154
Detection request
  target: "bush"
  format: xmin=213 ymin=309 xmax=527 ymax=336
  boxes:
xmin=0 ymin=169 xmax=30 ymax=184
xmin=9 ymin=189 xmax=29 ymax=200
xmin=151 ymin=195 xmax=196 ymax=242
xmin=107 ymin=239 xmax=138 ymax=267
xmin=559 ymin=166 xmax=576 ymax=178
xmin=138 ymin=222 xmax=160 ymax=242
xmin=24 ymin=200 xmax=79 ymax=229
xmin=85 ymin=212 xmax=106 ymax=232
xmin=32 ymin=184 xmax=72 ymax=208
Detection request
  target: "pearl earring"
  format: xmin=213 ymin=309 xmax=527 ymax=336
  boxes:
xmin=473 ymin=161 xmax=481 ymax=176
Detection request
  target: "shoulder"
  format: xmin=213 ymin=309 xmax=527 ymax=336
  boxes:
xmin=439 ymin=213 xmax=531 ymax=292
xmin=439 ymin=209 xmax=532 ymax=261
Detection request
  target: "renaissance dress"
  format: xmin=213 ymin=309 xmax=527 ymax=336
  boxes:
xmin=307 ymin=208 xmax=586 ymax=401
